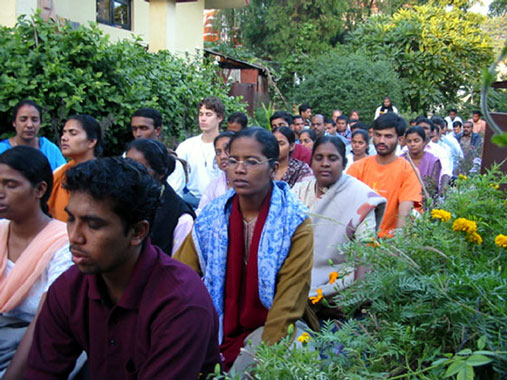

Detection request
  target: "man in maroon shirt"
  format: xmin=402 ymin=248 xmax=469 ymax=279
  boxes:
xmin=26 ymin=158 xmax=220 ymax=380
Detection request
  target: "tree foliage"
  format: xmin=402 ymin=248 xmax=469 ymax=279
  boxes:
xmin=349 ymin=5 xmax=494 ymax=113
xmin=292 ymin=51 xmax=403 ymax=124
xmin=0 ymin=15 xmax=244 ymax=155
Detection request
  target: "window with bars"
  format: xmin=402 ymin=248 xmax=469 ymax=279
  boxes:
xmin=97 ymin=0 xmax=131 ymax=30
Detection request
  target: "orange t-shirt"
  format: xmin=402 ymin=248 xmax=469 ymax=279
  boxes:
xmin=347 ymin=156 xmax=422 ymax=237
xmin=48 ymin=161 xmax=75 ymax=222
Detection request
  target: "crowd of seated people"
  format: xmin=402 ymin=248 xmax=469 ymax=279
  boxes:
xmin=0 ymin=96 xmax=487 ymax=378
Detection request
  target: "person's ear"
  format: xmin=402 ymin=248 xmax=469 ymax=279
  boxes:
xmin=155 ymin=127 xmax=162 ymax=138
xmin=270 ymin=161 xmax=280 ymax=181
xmin=289 ymin=143 xmax=295 ymax=153
xmin=130 ymin=220 xmax=150 ymax=247
xmin=88 ymin=139 xmax=98 ymax=151
xmin=34 ymin=181 xmax=48 ymax=200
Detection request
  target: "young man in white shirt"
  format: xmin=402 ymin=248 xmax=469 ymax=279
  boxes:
xmin=176 ymin=97 xmax=225 ymax=208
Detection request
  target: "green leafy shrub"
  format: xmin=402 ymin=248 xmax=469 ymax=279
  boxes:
xmin=291 ymin=51 xmax=403 ymax=124
xmin=348 ymin=5 xmax=494 ymax=114
xmin=222 ymin=169 xmax=506 ymax=379
xmin=0 ymin=15 xmax=245 ymax=155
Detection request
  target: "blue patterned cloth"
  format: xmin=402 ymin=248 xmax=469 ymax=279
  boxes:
xmin=192 ymin=181 xmax=308 ymax=339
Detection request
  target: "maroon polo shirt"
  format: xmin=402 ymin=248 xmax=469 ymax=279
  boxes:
xmin=26 ymin=240 xmax=220 ymax=380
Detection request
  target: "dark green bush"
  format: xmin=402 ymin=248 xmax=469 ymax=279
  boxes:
xmin=291 ymin=50 xmax=404 ymax=125
xmin=0 ymin=15 xmax=245 ymax=155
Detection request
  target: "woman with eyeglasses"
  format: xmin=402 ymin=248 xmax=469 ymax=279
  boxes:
xmin=175 ymin=127 xmax=318 ymax=373
xmin=126 ymin=139 xmax=195 ymax=256
xmin=273 ymin=127 xmax=314 ymax=188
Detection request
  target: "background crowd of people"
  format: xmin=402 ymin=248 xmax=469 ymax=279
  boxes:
xmin=0 ymin=95 xmax=488 ymax=379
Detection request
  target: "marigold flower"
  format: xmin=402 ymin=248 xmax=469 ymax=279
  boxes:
xmin=489 ymin=183 xmax=500 ymax=190
xmin=458 ymin=174 xmax=468 ymax=180
xmin=297 ymin=332 xmax=310 ymax=344
xmin=466 ymin=232 xmax=483 ymax=245
xmin=495 ymin=234 xmax=507 ymax=248
xmin=431 ymin=209 xmax=452 ymax=222
xmin=328 ymin=271 xmax=339 ymax=284
xmin=309 ymin=288 xmax=323 ymax=304
xmin=452 ymin=218 xmax=477 ymax=234
xmin=366 ymin=239 xmax=381 ymax=248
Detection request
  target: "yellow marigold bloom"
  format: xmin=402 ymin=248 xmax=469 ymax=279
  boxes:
xmin=452 ymin=218 xmax=477 ymax=234
xmin=297 ymin=332 xmax=310 ymax=344
xmin=431 ymin=209 xmax=452 ymax=222
xmin=495 ymin=234 xmax=507 ymax=248
xmin=458 ymin=174 xmax=468 ymax=180
xmin=489 ymin=183 xmax=500 ymax=190
xmin=466 ymin=232 xmax=483 ymax=245
xmin=328 ymin=271 xmax=339 ymax=284
xmin=309 ymin=288 xmax=323 ymax=304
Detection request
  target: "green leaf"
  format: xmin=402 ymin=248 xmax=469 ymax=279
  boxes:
xmin=491 ymin=132 xmax=507 ymax=147
xmin=444 ymin=360 xmax=466 ymax=377
xmin=456 ymin=349 xmax=472 ymax=356
xmin=466 ymin=354 xmax=493 ymax=367
xmin=432 ymin=358 xmax=452 ymax=366
xmin=456 ymin=365 xmax=474 ymax=380
xmin=477 ymin=336 xmax=486 ymax=350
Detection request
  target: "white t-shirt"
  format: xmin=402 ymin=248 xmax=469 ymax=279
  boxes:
xmin=167 ymin=159 xmax=186 ymax=197
xmin=3 ymin=245 xmax=73 ymax=323
xmin=176 ymin=134 xmax=221 ymax=199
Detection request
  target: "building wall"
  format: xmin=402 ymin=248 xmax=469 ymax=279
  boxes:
xmin=0 ymin=0 xmax=19 ymax=27
xmin=174 ymin=0 xmax=204 ymax=56
xmin=53 ymin=0 xmax=150 ymax=44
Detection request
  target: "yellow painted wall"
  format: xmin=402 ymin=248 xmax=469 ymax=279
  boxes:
xmin=0 ymin=0 xmax=18 ymax=27
xmin=0 ymin=0 xmax=209 ymax=55
xmin=174 ymin=0 xmax=204 ymax=57
xmin=53 ymin=0 xmax=150 ymax=44
xmin=148 ymin=0 xmax=176 ymax=53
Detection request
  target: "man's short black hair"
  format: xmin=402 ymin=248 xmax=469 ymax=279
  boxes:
xmin=448 ymin=108 xmax=458 ymax=114
xmin=298 ymin=104 xmax=311 ymax=113
xmin=324 ymin=118 xmax=336 ymax=126
xmin=270 ymin=111 xmax=293 ymax=127
xmin=64 ymin=157 xmax=162 ymax=234
xmin=372 ymin=113 xmax=407 ymax=136
xmin=227 ymin=112 xmax=248 ymax=129
xmin=472 ymin=110 xmax=481 ymax=116
xmin=430 ymin=116 xmax=446 ymax=131
xmin=132 ymin=108 xmax=162 ymax=128
xmin=292 ymin=115 xmax=303 ymax=122
xmin=337 ymin=115 xmax=349 ymax=123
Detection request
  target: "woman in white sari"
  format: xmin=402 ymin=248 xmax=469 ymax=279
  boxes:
xmin=292 ymin=136 xmax=386 ymax=318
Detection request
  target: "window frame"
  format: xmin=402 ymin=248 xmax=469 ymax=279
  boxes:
xmin=96 ymin=0 xmax=132 ymax=31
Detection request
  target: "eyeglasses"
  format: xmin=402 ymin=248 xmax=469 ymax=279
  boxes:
xmin=226 ymin=157 xmax=271 ymax=168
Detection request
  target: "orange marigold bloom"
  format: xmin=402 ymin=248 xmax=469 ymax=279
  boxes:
xmin=309 ymin=288 xmax=323 ymax=304
xmin=431 ymin=209 xmax=452 ymax=222
xmin=466 ymin=232 xmax=483 ymax=245
xmin=495 ymin=234 xmax=507 ymax=248
xmin=452 ymin=218 xmax=477 ymax=234
xmin=328 ymin=271 xmax=339 ymax=284
xmin=297 ymin=332 xmax=310 ymax=344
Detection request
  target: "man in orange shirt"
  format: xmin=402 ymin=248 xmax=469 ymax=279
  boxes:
xmin=347 ymin=113 xmax=421 ymax=237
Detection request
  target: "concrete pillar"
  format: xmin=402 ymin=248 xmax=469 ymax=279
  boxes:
xmin=148 ymin=0 xmax=176 ymax=53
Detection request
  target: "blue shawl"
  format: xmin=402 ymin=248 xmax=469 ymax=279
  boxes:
xmin=192 ymin=181 xmax=308 ymax=338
